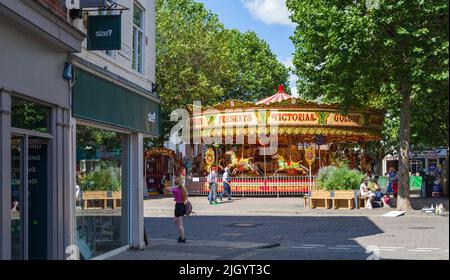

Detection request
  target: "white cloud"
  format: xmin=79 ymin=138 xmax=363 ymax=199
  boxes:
xmin=242 ymin=0 xmax=296 ymax=27
xmin=280 ymin=57 xmax=299 ymax=97
xmin=281 ymin=57 xmax=293 ymax=69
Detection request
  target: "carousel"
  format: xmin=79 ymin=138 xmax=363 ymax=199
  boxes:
xmin=184 ymin=85 xmax=385 ymax=196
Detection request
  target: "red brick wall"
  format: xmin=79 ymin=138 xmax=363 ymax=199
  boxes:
xmin=35 ymin=0 xmax=67 ymax=19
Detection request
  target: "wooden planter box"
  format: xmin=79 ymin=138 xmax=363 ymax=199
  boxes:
xmin=308 ymin=189 xmax=357 ymax=209
xmin=81 ymin=191 xmax=122 ymax=209
xmin=331 ymin=190 xmax=356 ymax=209
xmin=309 ymin=190 xmax=332 ymax=209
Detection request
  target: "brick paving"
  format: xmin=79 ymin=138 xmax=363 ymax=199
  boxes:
xmin=109 ymin=196 xmax=449 ymax=260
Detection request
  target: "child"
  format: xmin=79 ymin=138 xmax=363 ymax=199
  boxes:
xmin=373 ymin=187 xmax=384 ymax=208
xmin=382 ymin=194 xmax=391 ymax=208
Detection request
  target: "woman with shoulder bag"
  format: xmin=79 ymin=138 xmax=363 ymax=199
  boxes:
xmin=168 ymin=174 xmax=188 ymax=243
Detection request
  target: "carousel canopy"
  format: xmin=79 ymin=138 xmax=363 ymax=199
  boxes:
xmin=188 ymin=88 xmax=385 ymax=144
xmin=256 ymin=85 xmax=291 ymax=105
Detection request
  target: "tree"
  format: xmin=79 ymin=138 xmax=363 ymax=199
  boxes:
xmin=153 ymin=0 xmax=289 ymax=147
xmin=287 ymin=0 xmax=448 ymax=210
xmin=155 ymin=0 xmax=231 ymax=146
xmin=223 ymin=29 xmax=290 ymax=101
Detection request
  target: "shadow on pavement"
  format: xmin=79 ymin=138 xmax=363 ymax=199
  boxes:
xmin=141 ymin=215 xmax=385 ymax=260
xmin=410 ymin=196 xmax=449 ymax=210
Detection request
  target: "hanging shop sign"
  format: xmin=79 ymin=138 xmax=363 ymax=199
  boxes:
xmin=87 ymin=15 xmax=121 ymax=50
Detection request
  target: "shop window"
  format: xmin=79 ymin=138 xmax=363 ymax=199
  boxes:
xmin=409 ymin=160 xmax=423 ymax=175
xmin=11 ymin=97 xmax=50 ymax=133
xmin=132 ymin=3 xmax=145 ymax=73
xmin=75 ymin=125 xmax=128 ymax=259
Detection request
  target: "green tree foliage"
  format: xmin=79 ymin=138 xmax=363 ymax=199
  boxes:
xmin=79 ymin=165 xmax=121 ymax=192
xmin=153 ymin=0 xmax=289 ymax=146
xmin=11 ymin=97 xmax=49 ymax=133
xmin=287 ymin=0 xmax=448 ymax=210
xmin=76 ymin=126 xmax=121 ymax=152
xmin=223 ymin=29 xmax=290 ymax=101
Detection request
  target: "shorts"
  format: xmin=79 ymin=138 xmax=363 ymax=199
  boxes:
xmin=174 ymin=203 xmax=186 ymax=217
xmin=392 ymin=182 xmax=398 ymax=194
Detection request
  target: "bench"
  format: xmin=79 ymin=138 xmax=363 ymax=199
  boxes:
xmin=81 ymin=191 xmax=122 ymax=209
xmin=309 ymin=190 xmax=332 ymax=209
xmin=357 ymin=196 xmax=366 ymax=209
xmin=332 ymin=190 xmax=355 ymax=209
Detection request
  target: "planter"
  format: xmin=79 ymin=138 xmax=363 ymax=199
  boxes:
xmin=82 ymin=191 xmax=122 ymax=209
xmin=331 ymin=190 xmax=357 ymax=209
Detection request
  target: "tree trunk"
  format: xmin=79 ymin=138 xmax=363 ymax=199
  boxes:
xmin=397 ymin=90 xmax=412 ymax=211
xmin=375 ymin=157 xmax=383 ymax=176
xmin=443 ymin=147 xmax=449 ymax=196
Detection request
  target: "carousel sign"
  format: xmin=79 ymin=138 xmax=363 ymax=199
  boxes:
xmin=193 ymin=110 xmax=381 ymax=129
xmin=144 ymin=148 xmax=175 ymax=158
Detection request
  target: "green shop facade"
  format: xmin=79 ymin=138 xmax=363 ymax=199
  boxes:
xmin=71 ymin=60 xmax=160 ymax=259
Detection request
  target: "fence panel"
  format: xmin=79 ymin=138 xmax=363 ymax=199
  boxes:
xmin=185 ymin=176 xmax=317 ymax=196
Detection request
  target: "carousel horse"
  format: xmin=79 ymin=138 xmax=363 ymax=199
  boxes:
xmin=272 ymin=154 xmax=309 ymax=175
xmin=225 ymin=151 xmax=261 ymax=176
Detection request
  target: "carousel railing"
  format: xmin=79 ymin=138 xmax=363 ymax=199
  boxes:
xmin=185 ymin=175 xmax=318 ymax=197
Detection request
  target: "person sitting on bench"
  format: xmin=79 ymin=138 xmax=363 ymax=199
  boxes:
xmin=360 ymin=177 xmax=375 ymax=209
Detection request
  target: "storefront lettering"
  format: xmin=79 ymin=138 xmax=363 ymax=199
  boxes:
xmin=95 ymin=29 xmax=113 ymax=37
xmin=147 ymin=112 xmax=156 ymax=123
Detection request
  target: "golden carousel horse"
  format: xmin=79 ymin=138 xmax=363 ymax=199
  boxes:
xmin=272 ymin=154 xmax=309 ymax=175
xmin=225 ymin=151 xmax=261 ymax=176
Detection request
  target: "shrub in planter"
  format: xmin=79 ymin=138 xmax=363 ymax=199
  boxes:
xmin=317 ymin=164 xmax=364 ymax=191
xmin=80 ymin=167 xmax=121 ymax=192
xmin=317 ymin=166 xmax=337 ymax=190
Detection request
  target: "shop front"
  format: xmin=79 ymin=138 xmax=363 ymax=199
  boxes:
xmin=72 ymin=67 xmax=160 ymax=259
xmin=0 ymin=0 xmax=84 ymax=260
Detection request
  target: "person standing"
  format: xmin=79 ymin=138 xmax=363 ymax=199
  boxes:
xmin=207 ymin=168 xmax=218 ymax=205
xmin=168 ymin=175 xmax=188 ymax=243
xmin=219 ymin=167 xmax=232 ymax=201
xmin=386 ymin=166 xmax=398 ymax=196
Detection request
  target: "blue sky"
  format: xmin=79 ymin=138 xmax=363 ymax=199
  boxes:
xmin=194 ymin=0 xmax=298 ymax=96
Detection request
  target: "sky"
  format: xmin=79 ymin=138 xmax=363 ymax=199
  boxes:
xmin=194 ymin=0 xmax=299 ymax=97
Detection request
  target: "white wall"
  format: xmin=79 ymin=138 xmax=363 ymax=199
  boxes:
xmin=71 ymin=0 xmax=156 ymax=90
xmin=0 ymin=15 xmax=70 ymax=108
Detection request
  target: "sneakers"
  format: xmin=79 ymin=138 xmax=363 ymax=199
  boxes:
xmin=177 ymin=237 xmax=186 ymax=243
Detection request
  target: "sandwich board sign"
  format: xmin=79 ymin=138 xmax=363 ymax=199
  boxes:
xmin=87 ymin=15 xmax=122 ymax=50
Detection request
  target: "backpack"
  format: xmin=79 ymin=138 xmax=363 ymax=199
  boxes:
xmin=185 ymin=201 xmax=195 ymax=216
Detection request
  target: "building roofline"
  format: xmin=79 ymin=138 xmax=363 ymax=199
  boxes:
xmin=0 ymin=0 xmax=85 ymax=52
